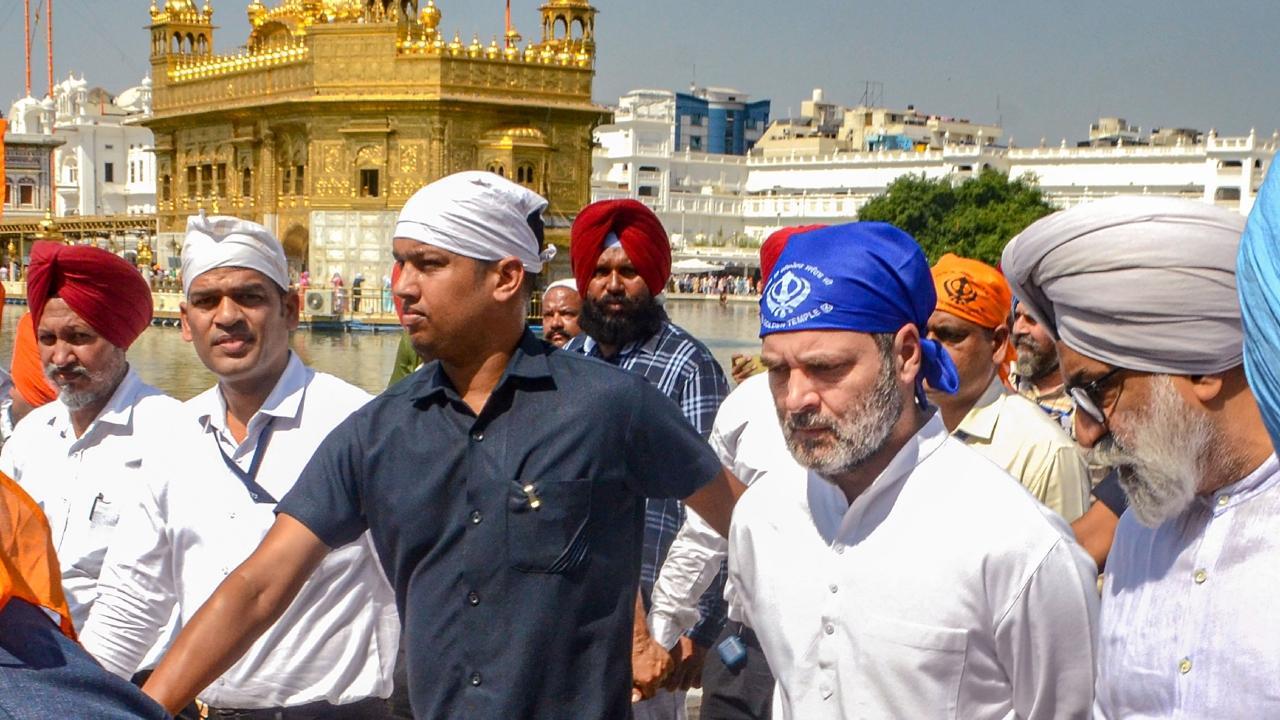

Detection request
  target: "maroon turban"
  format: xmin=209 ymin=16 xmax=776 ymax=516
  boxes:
xmin=760 ymin=225 xmax=826 ymax=282
xmin=570 ymin=200 xmax=671 ymax=297
xmin=26 ymin=242 xmax=153 ymax=350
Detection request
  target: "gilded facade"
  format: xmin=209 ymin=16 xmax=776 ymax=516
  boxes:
xmin=145 ymin=0 xmax=605 ymax=281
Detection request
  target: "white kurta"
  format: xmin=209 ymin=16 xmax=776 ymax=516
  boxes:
xmin=0 ymin=367 xmax=180 ymax=630
xmin=727 ymin=412 xmax=1099 ymax=719
xmin=1095 ymin=454 xmax=1280 ymax=718
xmin=81 ymin=354 xmax=400 ymax=709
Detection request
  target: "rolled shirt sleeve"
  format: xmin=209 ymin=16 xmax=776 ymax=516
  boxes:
xmin=80 ymin=478 xmax=178 ymax=679
xmin=648 ymin=507 xmax=727 ymax=649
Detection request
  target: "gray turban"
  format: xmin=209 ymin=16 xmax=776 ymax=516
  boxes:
xmin=1002 ymin=196 xmax=1246 ymax=375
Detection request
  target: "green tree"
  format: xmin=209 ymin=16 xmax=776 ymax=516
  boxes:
xmin=856 ymin=169 xmax=1054 ymax=265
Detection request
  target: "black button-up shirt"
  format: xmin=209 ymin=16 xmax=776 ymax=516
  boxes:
xmin=277 ymin=331 xmax=722 ymax=719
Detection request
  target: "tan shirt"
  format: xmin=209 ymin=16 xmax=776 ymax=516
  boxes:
xmin=955 ymin=378 xmax=1092 ymax=521
xmin=1013 ymin=374 xmax=1076 ymax=437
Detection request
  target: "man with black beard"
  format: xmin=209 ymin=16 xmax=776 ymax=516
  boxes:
xmin=566 ymin=199 xmax=731 ymax=718
xmin=727 ymin=222 xmax=1098 ymax=719
xmin=1004 ymin=195 xmax=1280 ymax=718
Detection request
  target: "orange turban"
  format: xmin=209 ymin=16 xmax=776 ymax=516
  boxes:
xmin=26 ymin=242 xmax=153 ymax=350
xmin=932 ymin=253 xmax=1016 ymax=380
xmin=0 ymin=471 xmax=75 ymax=639
xmin=11 ymin=313 xmax=57 ymax=408
xmin=570 ymin=200 xmax=671 ymax=297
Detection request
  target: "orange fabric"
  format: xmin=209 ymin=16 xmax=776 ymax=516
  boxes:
xmin=11 ymin=312 xmax=58 ymax=407
xmin=0 ymin=471 xmax=75 ymax=639
xmin=932 ymin=253 xmax=1017 ymax=382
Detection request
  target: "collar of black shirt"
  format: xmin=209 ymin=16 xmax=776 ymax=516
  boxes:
xmin=412 ymin=329 xmax=555 ymax=404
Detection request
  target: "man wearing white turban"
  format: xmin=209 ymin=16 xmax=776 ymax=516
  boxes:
xmin=135 ymin=173 xmax=744 ymax=719
xmin=1003 ymin=195 xmax=1280 ymax=718
xmin=83 ymin=215 xmax=401 ymax=718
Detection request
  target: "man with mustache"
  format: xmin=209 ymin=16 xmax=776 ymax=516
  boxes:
xmin=566 ymin=199 xmax=731 ymax=717
xmin=1011 ymin=302 xmax=1075 ymax=434
xmin=132 ymin=173 xmax=742 ymax=720
xmin=0 ymin=242 xmax=179 ymax=633
xmin=926 ymin=254 xmax=1091 ymax=521
xmin=728 ymin=222 xmax=1099 ymax=718
xmin=81 ymin=215 xmax=399 ymax=718
xmin=540 ymin=278 xmax=583 ymax=348
xmin=1004 ymin=195 xmax=1280 ymax=717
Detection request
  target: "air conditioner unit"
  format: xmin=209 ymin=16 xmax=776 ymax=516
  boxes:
xmin=304 ymin=289 xmax=335 ymax=317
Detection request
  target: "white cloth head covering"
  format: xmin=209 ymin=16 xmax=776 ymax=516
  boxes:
xmin=1002 ymin=195 xmax=1246 ymax=375
xmin=542 ymin=277 xmax=579 ymax=299
xmin=394 ymin=171 xmax=553 ymax=272
xmin=182 ymin=212 xmax=290 ymax=296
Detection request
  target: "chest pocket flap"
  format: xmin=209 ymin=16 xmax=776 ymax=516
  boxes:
xmin=506 ymin=477 xmax=593 ymax=574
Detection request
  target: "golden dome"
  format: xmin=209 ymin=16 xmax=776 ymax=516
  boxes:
xmin=418 ymin=0 xmax=441 ymax=29
xmin=479 ymin=126 xmax=549 ymax=148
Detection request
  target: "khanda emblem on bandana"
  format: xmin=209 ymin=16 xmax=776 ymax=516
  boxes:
xmin=943 ymin=276 xmax=980 ymax=306
xmin=766 ymin=270 xmax=812 ymax=319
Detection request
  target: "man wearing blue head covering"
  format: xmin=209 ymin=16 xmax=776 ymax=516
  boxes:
xmin=725 ymin=222 xmax=1099 ymax=719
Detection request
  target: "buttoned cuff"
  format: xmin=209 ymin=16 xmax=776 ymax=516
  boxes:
xmin=649 ymin=613 xmax=683 ymax=651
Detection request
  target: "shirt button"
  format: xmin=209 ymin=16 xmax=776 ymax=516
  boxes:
xmin=833 ymin=544 xmax=845 ymax=555
xmin=471 ymin=431 xmax=484 ymax=442
xmin=467 ymin=591 xmax=480 ymax=606
xmin=828 ymin=584 xmax=839 ymax=594
xmin=824 ymin=623 xmax=835 ymax=635
xmin=470 ymin=672 xmax=483 ymax=686
xmin=1193 ymin=569 xmax=1207 ymax=584
xmin=1179 ymin=657 xmax=1193 ymax=674
xmin=1217 ymin=494 xmax=1230 ymax=507
xmin=470 ymin=510 xmax=483 ymax=525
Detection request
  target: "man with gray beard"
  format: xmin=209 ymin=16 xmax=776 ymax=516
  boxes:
xmin=727 ymin=222 xmax=1099 ymax=719
xmin=1004 ymin=195 xmax=1280 ymax=718
xmin=0 ymin=242 xmax=179 ymax=632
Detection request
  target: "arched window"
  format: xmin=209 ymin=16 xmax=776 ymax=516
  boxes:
xmin=487 ymin=161 xmax=506 ymax=178
xmin=516 ymin=163 xmax=535 ymax=186
xmin=554 ymin=16 xmax=568 ymax=39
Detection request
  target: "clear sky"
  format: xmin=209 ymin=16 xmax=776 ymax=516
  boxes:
xmin=3 ymin=0 xmax=1278 ymax=144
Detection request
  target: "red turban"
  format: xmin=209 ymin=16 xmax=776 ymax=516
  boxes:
xmin=10 ymin=313 xmax=57 ymax=408
xmin=26 ymin=242 xmax=153 ymax=350
xmin=570 ymin=200 xmax=671 ymax=297
xmin=760 ymin=225 xmax=826 ymax=281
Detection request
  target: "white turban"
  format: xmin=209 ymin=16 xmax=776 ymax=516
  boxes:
xmin=394 ymin=171 xmax=553 ymax=272
xmin=542 ymin=278 xmax=578 ymax=299
xmin=182 ymin=213 xmax=290 ymax=296
xmin=1002 ymin=196 xmax=1246 ymax=375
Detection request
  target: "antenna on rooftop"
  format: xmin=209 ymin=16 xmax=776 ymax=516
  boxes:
xmin=859 ymin=81 xmax=883 ymax=107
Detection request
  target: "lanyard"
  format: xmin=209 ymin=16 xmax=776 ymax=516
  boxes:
xmin=214 ymin=417 xmax=278 ymax=504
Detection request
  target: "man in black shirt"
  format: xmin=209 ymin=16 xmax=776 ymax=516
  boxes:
xmin=140 ymin=172 xmax=743 ymax=719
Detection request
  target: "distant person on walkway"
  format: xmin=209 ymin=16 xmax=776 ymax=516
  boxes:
xmin=1005 ymin=196 xmax=1279 ymax=717
xmin=540 ymin=278 xmax=582 ymax=348
xmin=83 ymin=214 xmax=399 ymax=718
xmin=567 ymin=199 xmax=732 ymax=719
xmin=0 ymin=471 xmax=168 ymax=719
xmin=730 ymin=222 xmax=1098 ymax=719
xmin=926 ymin=253 xmax=1091 ymax=521
xmin=352 ymin=273 xmax=365 ymax=314
xmin=132 ymin=172 xmax=743 ymax=719
xmin=0 ymin=242 xmax=179 ymax=633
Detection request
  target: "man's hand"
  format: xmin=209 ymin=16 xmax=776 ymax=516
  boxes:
xmin=632 ymin=633 xmax=675 ymax=702
xmin=730 ymin=353 xmax=766 ymax=385
xmin=662 ymin=636 xmax=707 ymax=692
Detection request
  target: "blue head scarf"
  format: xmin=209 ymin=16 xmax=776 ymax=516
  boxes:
xmin=759 ymin=222 xmax=959 ymax=403
xmin=1239 ymin=161 xmax=1280 ymax=451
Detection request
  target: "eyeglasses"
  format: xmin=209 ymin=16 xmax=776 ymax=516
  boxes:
xmin=1067 ymin=366 xmax=1125 ymax=425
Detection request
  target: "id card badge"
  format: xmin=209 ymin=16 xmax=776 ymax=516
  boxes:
xmin=716 ymin=634 xmax=748 ymax=671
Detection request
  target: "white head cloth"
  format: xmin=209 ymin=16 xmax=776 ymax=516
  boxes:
xmin=1002 ymin=196 xmax=1246 ymax=375
xmin=395 ymin=171 xmax=552 ymax=272
xmin=542 ymin=277 xmax=579 ymax=299
xmin=182 ymin=213 xmax=290 ymax=296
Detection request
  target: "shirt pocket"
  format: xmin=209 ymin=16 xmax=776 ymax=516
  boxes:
xmin=506 ymin=477 xmax=593 ymax=574
xmin=853 ymin=614 xmax=969 ymax=718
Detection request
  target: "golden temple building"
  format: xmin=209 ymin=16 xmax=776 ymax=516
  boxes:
xmin=145 ymin=0 xmax=605 ymax=281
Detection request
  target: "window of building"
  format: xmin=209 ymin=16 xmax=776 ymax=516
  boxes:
xmin=186 ymin=166 xmax=197 ymax=199
xmin=18 ymin=183 xmax=36 ymax=207
xmin=359 ymin=168 xmax=380 ymax=198
xmin=216 ymin=163 xmax=227 ymax=196
xmin=67 ymin=165 xmax=78 ymax=183
xmin=162 ymin=174 xmax=172 ymax=201
xmin=241 ymin=167 xmax=252 ymax=197
xmin=282 ymin=167 xmax=293 ymax=195
xmin=129 ymin=162 xmax=136 ymax=184
xmin=201 ymin=164 xmax=214 ymax=197
xmin=3 ymin=184 xmax=9 ymax=206
xmin=104 ymin=162 xmax=115 ymax=183
xmin=516 ymin=163 xmax=536 ymax=186
xmin=638 ymin=186 xmax=657 ymax=197
xmin=294 ymin=165 xmax=304 ymax=195
xmin=487 ymin=161 xmax=506 ymax=178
